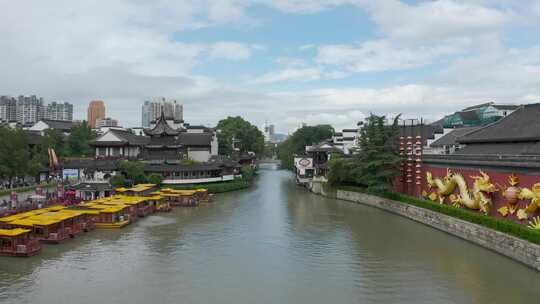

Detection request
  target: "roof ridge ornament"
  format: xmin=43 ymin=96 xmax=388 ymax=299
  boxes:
xmin=144 ymin=111 xmax=180 ymax=136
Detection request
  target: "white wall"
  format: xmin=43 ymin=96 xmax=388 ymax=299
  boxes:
xmin=163 ymin=175 xmax=234 ymax=184
xmin=211 ymin=133 xmax=219 ymax=156
xmin=188 ymin=149 xmax=211 ymax=162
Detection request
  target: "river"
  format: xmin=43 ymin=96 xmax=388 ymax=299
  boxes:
xmin=0 ymin=165 xmax=539 ymax=304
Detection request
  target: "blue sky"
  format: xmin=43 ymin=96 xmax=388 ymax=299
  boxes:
xmin=2 ymin=0 xmax=540 ymax=132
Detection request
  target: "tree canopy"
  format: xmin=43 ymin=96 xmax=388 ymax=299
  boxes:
xmin=0 ymin=128 xmax=31 ymax=183
xmin=216 ymin=116 xmax=264 ymax=156
xmin=327 ymin=114 xmax=400 ymax=192
xmin=118 ymin=160 xmax=145 ymax=182
xmin=276 ymin=125 xmax=334 ymax=170
xmin=67 ymin=121 xmax=96 ymax=157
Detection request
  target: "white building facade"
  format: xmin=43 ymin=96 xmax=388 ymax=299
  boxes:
xmin=44 ymin=102 xmax=73 ymax=121
xmin=141 ymin=98 xmax=183 ymax=128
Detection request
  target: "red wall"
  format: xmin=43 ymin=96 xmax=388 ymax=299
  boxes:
xmin=394 ymin=164 xmax=540 ymax=224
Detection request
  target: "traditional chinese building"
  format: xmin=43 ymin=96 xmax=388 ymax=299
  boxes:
xmin=62 ymin=112 xmax=243 ymax=185
xmin=92 ymin=112 xmax=218 ymax=162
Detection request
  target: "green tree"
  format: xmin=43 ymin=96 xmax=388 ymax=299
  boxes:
xmin=327 ymin=154 xmax=353 ymax=186
xmin=110 ymin=175 xmax=127 ymax=187
xmin=28 ymin=155 xmax=44 ymax=178
xmin=276 ymin=125 xmax=334 ymax=170
xmin=67 ymin=121 xmax=95 ymax=157
xmin=216 ymin=116 xmax=265 ymax=156
xmin=147 ymin=173 xmax=163 ymax=185
xmin=348 ymin=114 xmax=401 ymax=192
xmin=41 ymin=128 xmax=66 ymax=157
xmin=0 ymin=128 xmax=31 ymax=185
xmin=240 ymin=166 xmax=256 ymax=181
xmin=118 ymin=160 xmax=145 ymax=181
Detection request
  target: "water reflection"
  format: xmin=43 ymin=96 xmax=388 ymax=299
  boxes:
xmin=0 ymin=166 xmax=539 ymax=304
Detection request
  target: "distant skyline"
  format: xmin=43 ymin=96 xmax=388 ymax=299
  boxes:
xmin=2 ymin=1 xmax=540 ymax=132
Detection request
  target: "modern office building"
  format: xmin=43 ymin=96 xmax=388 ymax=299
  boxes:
xmin=45 ymin=101 xmax=73 ymax=121
xmin=88 ymin=100 xmax=106 ymax=128
xmin=141 ymin=98 xmax=183 ymax=128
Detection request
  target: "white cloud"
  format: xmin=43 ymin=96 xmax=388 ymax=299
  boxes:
xmin=208 ymin=0 xmax=249 ymax=24
xmin=439 ymin=45 xmax=540 ymax=93
xmin=0 ymin=1 xmax=261 ymax=77
xmin=251 ymin=68 xmax=323 ymax=84
xmin=362 ymin=0 xmax=510 ymax=42
xmin=209 ymin=42 xmax=261 ymax=61
xmin=284 ymin=111 xmax=366 ymax=132
xmin=275 ymin=57 xmax=307 ymax=67
xmin=316 ymin=39 xmax=460 ymax=72
xmin=261 ymin=0 xmax=352 ymax=14
xmin=299 ymin=44 xmax=316 ymax=51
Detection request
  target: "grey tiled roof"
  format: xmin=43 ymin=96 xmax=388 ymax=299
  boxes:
xmin=429 ymin=126 xmax=480 ymax=147
xmin=92 ymin=129 xmax=149 ymax=146
xmin=144 ymin=112 xmax=180 ymax=136
xmin=41 ymin=119 xmax=79 ymax=131
xmin=458 ymin=104 xmax=538 ymax=144
xmin=178 ymin=133 xmax=213 ymax=146
xmin=62 ymin=158 xmax=120 ymax=170
xmin=492 ymin=104 xmax=519 ymax=111
xmin=457 ymin=142 xmax=540 ymax=155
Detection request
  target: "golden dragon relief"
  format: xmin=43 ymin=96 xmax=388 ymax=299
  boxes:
xmin=425 ymin=170 xmax=497 ymax=215
xmin=518 ymin=183 xmax=540 ymax=220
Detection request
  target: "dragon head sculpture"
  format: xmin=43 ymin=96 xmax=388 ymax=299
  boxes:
xmin=470 ymin=170 xmax=497 ymax=214
xmin=471 ymin=171 xmax=498 ymax=193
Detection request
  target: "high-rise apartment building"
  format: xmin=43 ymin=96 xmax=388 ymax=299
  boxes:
xmin=45 ymin=101 xmax=73 ymax=121
xmin=262 ymin=121 xmax=276 ymax=143
xmin=141 ymin=97 xmax=183 ymax=128
xmin=88 ymin=100 xmax=106 ymax=128
xmin=16 ymin=95 xmax=44 ymax=126
xmin=0 ymin=96 xmax=17 ymax=122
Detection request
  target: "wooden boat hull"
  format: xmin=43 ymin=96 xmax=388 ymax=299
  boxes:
xmin=0 ymin=248 xmax=41 ymax=257
xmin=94 ymin=220 xmax=130 ymax=229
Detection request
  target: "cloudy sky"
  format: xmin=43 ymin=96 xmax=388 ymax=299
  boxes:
xmin=2 ymin=0 xmax=540 ymax=133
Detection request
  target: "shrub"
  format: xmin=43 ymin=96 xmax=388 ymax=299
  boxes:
xmin=240 ymin=166 xmax=256 ymax=181
xmin=147 ymin=173 xmax=163 ymax=185
xmin=110 ymin=175 xmax=127 ymax=188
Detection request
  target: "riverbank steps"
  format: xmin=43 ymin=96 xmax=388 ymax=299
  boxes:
xmin=310 ymin=184 xmax=540 ymax=271
xmin=0 ymin=187 xmax=209 ymax=257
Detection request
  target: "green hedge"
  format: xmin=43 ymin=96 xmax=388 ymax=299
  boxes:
xmin=0 ymin=183 xmax=57 ymax=197
xmin=337 ymin=185 xmax=540 ymax=245
xmin=168 ymin=179 xmax=251 ymax=194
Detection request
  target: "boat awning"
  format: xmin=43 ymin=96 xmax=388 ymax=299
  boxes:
xmin=0 ymin=228 xmax=31 ymax=237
